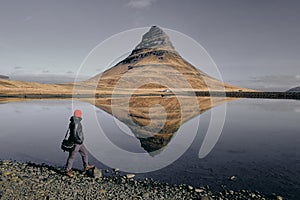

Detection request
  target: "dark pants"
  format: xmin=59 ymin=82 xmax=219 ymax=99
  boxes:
xmin=66 ymin=143 xmax=88 ymax=171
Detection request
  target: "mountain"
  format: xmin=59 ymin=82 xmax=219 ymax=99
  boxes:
xmin=286 ymin=86 xmax=300 ymax=92
xmin=83 ymin=26 xmax=249 ymax=94
xmin=0 ymin=75 xmax=9 ymax=80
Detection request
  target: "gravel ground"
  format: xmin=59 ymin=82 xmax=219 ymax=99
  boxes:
xmin=0 ymin=160 xmax=283 ymax=200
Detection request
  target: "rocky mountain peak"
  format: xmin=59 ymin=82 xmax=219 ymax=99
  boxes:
xmin=134 ymin=26 xmax=175 ymax=51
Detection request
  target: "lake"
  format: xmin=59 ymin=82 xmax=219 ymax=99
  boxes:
xmin=0 ymin=98 xmax=299 ymax=199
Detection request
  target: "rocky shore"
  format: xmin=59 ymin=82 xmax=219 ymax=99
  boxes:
xmin=0 ymin=160 xmax=282 ymax=200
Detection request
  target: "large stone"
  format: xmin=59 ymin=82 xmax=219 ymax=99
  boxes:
xmin=85 ymin=167 xmax=102 ymax=178
xmin=94 ymin=167 xmax=102 ymax=179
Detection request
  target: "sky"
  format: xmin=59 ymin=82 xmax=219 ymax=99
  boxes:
xmin=0 ymin=0 xmax=299 ymax=91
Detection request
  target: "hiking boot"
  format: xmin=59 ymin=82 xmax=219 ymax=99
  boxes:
xmin=66 ymin=170 xmax=74 ymax=178
xmin=84 ymin=165 xmax=95 ymax=171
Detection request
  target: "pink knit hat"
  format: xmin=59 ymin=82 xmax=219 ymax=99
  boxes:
xmin=74 ymin=109 xmax=82 ymax=118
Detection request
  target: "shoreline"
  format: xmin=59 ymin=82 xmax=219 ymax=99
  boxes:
xmin=0 ymin=91 xmax=299 ymax=100
xmin=0 ymin=160 xmax=282 ymax=199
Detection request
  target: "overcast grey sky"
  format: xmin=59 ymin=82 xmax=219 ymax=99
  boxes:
xmin=0 ymin=0 xmax=299 ymax=90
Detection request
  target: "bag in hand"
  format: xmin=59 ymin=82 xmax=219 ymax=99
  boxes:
xmin=61 ymin=129 xmax=75 ymax=152
xmin=61 ymin=139 xmax=75 ymax=152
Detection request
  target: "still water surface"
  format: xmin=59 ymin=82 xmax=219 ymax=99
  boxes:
xmin=0 ymin=98 xmax=299 ymax=199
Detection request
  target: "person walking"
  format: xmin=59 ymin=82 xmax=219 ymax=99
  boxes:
xmin=66 ymin=109 xmax=94 ymax=177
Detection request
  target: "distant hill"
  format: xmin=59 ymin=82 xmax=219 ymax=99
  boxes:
xmin=286 ymin=86 xmax=300 ymax=92
xmin=9 ymin=74 xmax=89 ymax=84
xmin=0 ymin=75 xmax=9 ymax=80
xmin=0 ymin=79 xmax=73 ymax=95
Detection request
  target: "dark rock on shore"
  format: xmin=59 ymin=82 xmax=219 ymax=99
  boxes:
xmin=0 ymin=160 xmax=276 ymax=199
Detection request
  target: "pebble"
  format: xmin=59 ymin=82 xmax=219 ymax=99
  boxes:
xmin=99 ymin=189 xmax=106 ymax=194
xmin=201 ymin=196 xmax=212 ymax=200
xmin=195 ymin=188 xmax=204 ymax=193
xmin=113 ymin=168 xmax=119 ymax=172
xmin=2 ymin=171 xmax=12 ymax=176
xmin=2 ymin=160 xmax=10 ymax=165
xmin=93 ymin=167 xmax=102 ymax=179
xmin=277 ymin=196 xmax=283 ymax=200
xmin=125 ymin=174 xmax=135 ymax=179
xmin=142 ymin=192 xmax=150 ymax=198
xmin=0 ymin=160 xmax=275 ymax=200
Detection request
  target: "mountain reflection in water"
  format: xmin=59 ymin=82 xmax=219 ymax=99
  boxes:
xmin=83 ymin=95 xmax=233 ymax=156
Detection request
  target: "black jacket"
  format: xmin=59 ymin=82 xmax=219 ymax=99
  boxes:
xmin=68 ymin=116 xmax=84 ymax=144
